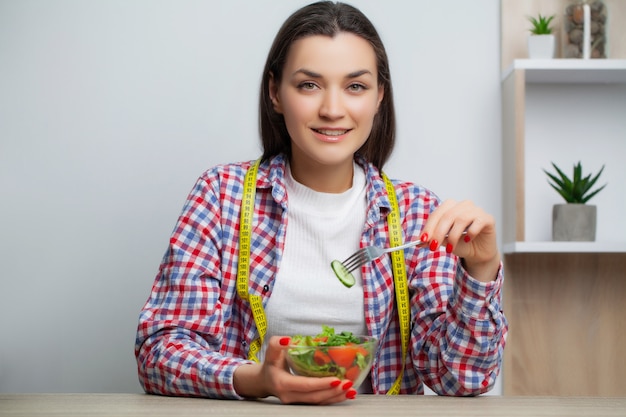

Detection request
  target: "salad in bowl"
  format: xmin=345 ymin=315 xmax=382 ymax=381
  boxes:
xmin=285 ymin=325 xmax=377 ymax=389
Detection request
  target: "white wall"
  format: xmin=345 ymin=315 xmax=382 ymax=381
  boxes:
xmin=0 ymin=0 xmax=502 ymax=393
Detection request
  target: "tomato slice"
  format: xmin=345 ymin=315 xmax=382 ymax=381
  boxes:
xmin=328 ymin=346 xmax=358 ymax=368
xmin=345 ymin=365 xmax=361 ymax=381
xmin=313 ymin=349 xmax=331 ymax=366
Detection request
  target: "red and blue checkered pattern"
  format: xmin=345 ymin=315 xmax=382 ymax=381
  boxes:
xmin=135 ymin=154 xmax=508 ymax=399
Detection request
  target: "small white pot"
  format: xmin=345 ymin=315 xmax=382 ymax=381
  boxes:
xmin=528 ymin=34 xmax=555 ymax=59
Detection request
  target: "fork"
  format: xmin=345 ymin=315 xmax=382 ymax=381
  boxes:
xmin=339 ymin=231 xmax=467 ymax=274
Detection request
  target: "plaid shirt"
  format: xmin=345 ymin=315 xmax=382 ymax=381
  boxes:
xmin=135 ymin=154 xmax=507 ymax=399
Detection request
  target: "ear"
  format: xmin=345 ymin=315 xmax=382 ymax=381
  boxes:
xmin=268 ymin=72 xmax=283 ymax=114
xmin=377 ymin=85 xmax=384 ymax=110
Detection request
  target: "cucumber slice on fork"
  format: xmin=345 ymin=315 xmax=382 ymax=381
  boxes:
xmin=331 ymin=259 xmax=356 ymax=288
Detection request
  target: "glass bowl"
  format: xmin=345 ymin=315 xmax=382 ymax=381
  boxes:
xmin=285 ymin=335 xmax=377 ymax=389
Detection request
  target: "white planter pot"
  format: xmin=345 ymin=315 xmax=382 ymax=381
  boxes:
xmin=552 ymin=204 xmax=596 ymax=241
xmin=528 ymin=34 xmax=555 ymax=59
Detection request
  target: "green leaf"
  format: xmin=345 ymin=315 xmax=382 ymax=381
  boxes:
xmin=543 ymin=162 xmax=607 ymax=204
xmin=586 ymin=165 xmax=606 ymax=191
xmin=528 ymin=13 xmax=555 ymax=35
xmin=581 ymin=184 xmax=607 ymax=204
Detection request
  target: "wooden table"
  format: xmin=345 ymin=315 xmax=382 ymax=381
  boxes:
xmin=1 ymin=394 xmax=625 ymax=417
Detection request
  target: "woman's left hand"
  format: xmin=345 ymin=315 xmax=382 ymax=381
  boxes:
xmin=419 ymin=199 xmax=500 ymax=282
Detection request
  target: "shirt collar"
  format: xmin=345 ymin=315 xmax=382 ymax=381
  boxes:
xmin=254 ymin=153 xmax=392 ymax=224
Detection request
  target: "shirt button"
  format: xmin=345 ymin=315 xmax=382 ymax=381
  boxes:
xmin=263 ymin=285 xmax=269 ymax=293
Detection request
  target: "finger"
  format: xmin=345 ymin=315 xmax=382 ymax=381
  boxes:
xmin=281 ymin=380 xmax=354 ymax=405
xmin=443 ymin=201 xmax=479 ymax=245
xmin=317 ymin=380 xmax=357 ymax=404
xmin=425 ymin=200 xmax=482 ymax=252
xmin=319 ymin=388 xmax=357 ymax=404
xmin=425 ymin=200 xmax=474 ymax=250
xmin=420 ymin=199 xmax=457 ymax=246
xmin=263 ymin=335 xmax=290 ymax=368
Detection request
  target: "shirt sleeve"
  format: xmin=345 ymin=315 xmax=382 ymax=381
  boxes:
xmin=134 ymin=174 xmax=251 ymax=400
xmin=410 ymin=253 xmax=508 ymax=396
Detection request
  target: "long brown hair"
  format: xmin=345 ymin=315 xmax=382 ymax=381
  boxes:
xmin=258 ymin=1 xmax=396 ymax=171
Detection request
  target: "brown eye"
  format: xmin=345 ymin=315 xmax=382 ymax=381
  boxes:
xmin=348 ymin=83 xmax=366 ymax=92
xmin=298 ymin=82 xmax=318 ymax=90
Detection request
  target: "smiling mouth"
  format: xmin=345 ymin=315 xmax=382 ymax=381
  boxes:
xmin=313 ymin=128 xmax=350 ymax=136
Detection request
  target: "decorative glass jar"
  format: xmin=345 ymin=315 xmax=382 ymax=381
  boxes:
xmin=563 ymin=0 xmax=608 ymax=59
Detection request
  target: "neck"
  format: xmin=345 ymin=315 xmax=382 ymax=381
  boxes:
xmin=289 ymin=157 xmax=354 ymax=193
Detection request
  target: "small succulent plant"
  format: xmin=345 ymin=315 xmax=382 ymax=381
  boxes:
xmin=544 ymin=161 xmax=607 ymax=204
xmin=528 ymin=13 xmax=556 ymax=35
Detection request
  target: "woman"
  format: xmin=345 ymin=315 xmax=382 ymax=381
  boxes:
xmin=135 ymin=1 xmax=507 ymax=405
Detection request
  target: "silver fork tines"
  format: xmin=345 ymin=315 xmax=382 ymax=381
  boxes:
xmin=342 ymin=249 xmax=374 ymax=272
xmin=339 ymin=232 xmax=466 ymax=273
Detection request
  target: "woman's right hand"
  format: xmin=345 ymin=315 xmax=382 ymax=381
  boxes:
xmin=233 ymin=336 xmax=356 ymax=404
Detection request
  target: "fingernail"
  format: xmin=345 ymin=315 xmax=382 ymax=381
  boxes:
xmin=446 ymin=243 xmax=453 ymax=253
xmin=429 ymin=240 xmax=439 ymax=251
xmin=279 ymin=337 xmax=290 ymax=346
xmin=330 ymin=380 xmax=341 ymax=388
xmin=346 ymin=389 xmax=357 ymax=399
xmin=342 ymin=381 xmax=353 ymax=390
xmin=464 ymin=234 xmax=471 ymax=243
xmin=420 ymin=233 xmax=429 ymax=242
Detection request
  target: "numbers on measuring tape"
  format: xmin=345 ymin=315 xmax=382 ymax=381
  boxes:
xmin=237 ymin=160 xmax=267 ymax=362
xmin=383 ymin=173 xmax=410 ymax=395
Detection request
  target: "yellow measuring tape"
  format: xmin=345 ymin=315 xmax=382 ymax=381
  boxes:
xmin=382 ymin=172 xmax=410 ymax=395
xmin=236 ymin=159 xmax=266 ymax=362
xmin=237 ymin=159 xmax=410 ymax=394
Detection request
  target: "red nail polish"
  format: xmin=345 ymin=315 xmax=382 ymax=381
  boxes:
xmin=330 ymin=380 xmax=341 ymax=388
xmin=346 ymin=389 xmax=357 ymax=399
xmin=342 ymin=381 xmax=353 ymax=390
xmin=420 ymin=233 xmax=429 ymax=242
xmin=279 ymin=337 xmax=290 ymax=346
xmin=429 ymin=240 xmax=438 ymax=251
xmin=446 ymin=243 xmax=453 ymax=253
xmin=464 ymin=234 xmax=471 ymax=243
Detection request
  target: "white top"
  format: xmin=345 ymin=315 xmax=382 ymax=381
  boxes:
xmin=260 ymin=161 xmax=368 ymax=356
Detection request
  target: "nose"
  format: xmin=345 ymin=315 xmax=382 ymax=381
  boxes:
xmin=319 ymin=88 xmax=344 ymax=120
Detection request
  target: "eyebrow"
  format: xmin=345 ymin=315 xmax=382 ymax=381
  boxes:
xmin=293 ymin=68 xmax=373 ymax=79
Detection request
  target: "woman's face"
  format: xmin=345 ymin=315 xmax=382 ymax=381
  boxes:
xmin=270 ymin=33 xmax=384 ymax=175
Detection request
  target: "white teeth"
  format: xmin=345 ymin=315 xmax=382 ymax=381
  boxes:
xmin=316 ymin=129 xmax=348 ymax=136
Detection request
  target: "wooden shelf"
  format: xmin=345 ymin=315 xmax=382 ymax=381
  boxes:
xmin=502 ymin=252 xmax=626 ymax=396
xmin=503 ymin=241 xmax=626 ymax=254
xmin=502 ymin=59 xmax=626 ymax=84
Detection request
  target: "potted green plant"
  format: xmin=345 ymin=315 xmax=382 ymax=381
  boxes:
xmin=527 ymin=13 xmax=556 ymax=59
xmin=543 ymin=161 xmax=607 ymax=241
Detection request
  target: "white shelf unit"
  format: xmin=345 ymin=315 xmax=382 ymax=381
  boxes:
xmin=501 ymin=59 xmax=626 ymax=84
xmin=503 ymin=241 xmax=626 ymax=254
xmin=501 ymin=59 xmax=626 ymax=255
